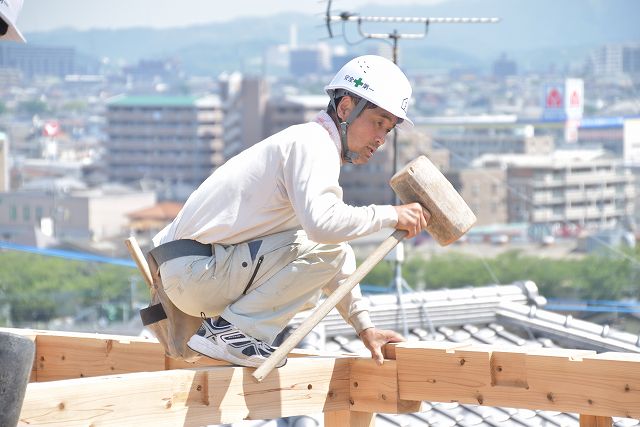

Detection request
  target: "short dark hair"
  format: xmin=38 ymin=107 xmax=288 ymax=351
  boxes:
xmin=326 ymin=93 xmax=376 ymax=120
xmin=326 ymin=94 xmax=403 ymax=127
xmin=0 ymin=18 xmax=8 ymax=36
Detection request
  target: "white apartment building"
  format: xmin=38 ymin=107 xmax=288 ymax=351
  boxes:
xmin=220 ymin=75 xmax=269 ymax=159
xmin=0 ymin=184 xmax=156 ymax=245
xmin=590 ymin=43 xmax=640 ymax=77
xmin=263 ymin=95 xmax=328 ymax=136
xmin=417 ymin=116 xmax=555 ymax=171
xmin=0 ymin=131 xmax=8 ymax=192
xmin=106 ymin=95 xmax=224 ymax=201
xmin=465 ymin=150 xmax=635 ymax=235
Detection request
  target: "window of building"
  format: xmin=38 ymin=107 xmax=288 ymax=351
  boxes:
xmin=10 ymin=205 xmax=17 ymax=221
xmin=23 ymin=206 xmax=31 ymax=221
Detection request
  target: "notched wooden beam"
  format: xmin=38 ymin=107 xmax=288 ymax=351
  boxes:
xmin=350 ymin=359 xmax=422 ymax=414
xmin=20 ymin=358 xmax=351 ymax=426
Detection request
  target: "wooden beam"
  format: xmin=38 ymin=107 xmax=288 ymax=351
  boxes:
xmin=396 ymin=342 xmax=640 ymax=419
xmin=0 ymin=328 xmax=356 ymax=381
xmin=579 ymin=414 xmax=613 ymax=427
xmin=13 ymin=328 xmax=640 ymax=425
xmin=20 ymin=358 xmax=350 ymax=426
xmin=350 ymin=359 xmax=422 ymax=414
xmin=325 ymin=410 xmax=376 ymax=427
xmin=34 ymin=334 xmax=165 ymax=382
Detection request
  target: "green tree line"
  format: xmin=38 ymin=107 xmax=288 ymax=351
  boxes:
xmin=364 ymin=247 xmax=640 ymax=301
xmin=0 ymin=252 xmax=144 ymax=326
xmin=1 ymin=246 xmax=638 ymax=326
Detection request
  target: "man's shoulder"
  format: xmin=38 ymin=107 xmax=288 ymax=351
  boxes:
xmin=286 ymin=120 xmax=326 ymax=135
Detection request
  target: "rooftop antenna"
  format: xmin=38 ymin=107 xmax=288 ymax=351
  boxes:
xmin=324 ymin=0 xmax=500 ymax=337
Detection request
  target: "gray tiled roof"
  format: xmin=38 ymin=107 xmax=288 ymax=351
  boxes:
xmin=273 ymin=281 xmax=640 ymax=427
xmin=212 ymin=282 xmax=638 ymax=426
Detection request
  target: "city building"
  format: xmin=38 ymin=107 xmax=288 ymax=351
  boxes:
xmin=589 ymin=43 xmax=640 ymax=77
xmin=0 ymin=131 xmax=8 ymax=192
xmin=289 ymin=44 xmax=331 ymax=76
xmin=126 ymin=201 xmax=183 ymax=245
xmin=464 ymin=150 xmax=636 ymax=237
xmin=220 ymin=74 xmax=269 ymax=159
xmin=492 ymin=52 xmax=518 ymax=78
xmin=0 ymin=183 xmax=156 ymax=245
xmin=459 ymin=167 xmax=509 ymax=226
xmin=623 ymin=117 xmax=640 ymax=165
xmin=417 ymin=115 xmax=555 ymax=171
xmin=263 ymin=94 xmax=327 ymax=136
xmin=105 ymin=95 xmax=224 ymax=201
xmin=0 ymin=43 xmax=75 ymax=79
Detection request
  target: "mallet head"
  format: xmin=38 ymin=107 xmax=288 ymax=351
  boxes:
xmin=390 ymin=155 xmax=476 ymax=246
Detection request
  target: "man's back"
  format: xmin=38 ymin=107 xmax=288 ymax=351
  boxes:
xmin=154 ymin=120 xmax=340 ymax=246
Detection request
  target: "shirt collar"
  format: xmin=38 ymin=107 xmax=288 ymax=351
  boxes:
xmin=314 ymin=111 xmax=342 ymax=161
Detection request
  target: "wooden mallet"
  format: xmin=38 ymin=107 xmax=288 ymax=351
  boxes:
xmin=252 ymin=155 xmax=477 ymax=382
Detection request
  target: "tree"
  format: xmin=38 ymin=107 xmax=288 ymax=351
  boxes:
xmin=17 ymin=100 xmax=48 ymax=116
xmin=362 ymin=246 xmax=640 ymax=302
xmin=0 ymin=252 xmax=136 ymax=325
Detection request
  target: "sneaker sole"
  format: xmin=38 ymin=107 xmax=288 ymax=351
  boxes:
xmin=187 ymin=334 xmax=287 ymax=369
xmin=187 ymin=334 xmax=263 ymax=368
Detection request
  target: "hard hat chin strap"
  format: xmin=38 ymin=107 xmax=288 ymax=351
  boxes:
xmin=331 ymin=93 xmax=368 ymax=163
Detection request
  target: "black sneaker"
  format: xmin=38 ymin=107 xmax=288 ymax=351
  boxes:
xmin=187 ymin=317 xmax=286 ymax=368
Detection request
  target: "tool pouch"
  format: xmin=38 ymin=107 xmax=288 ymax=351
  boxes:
xmin=139 ymin=253 xmax=202 ymax=362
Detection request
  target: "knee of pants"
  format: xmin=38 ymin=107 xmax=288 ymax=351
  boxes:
xmin=306 ymin=241 xmax=353 ymax=276
xmin=339 ymin=242 xmax=356 ymax=275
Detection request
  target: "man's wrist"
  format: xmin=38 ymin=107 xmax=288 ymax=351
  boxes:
xmin=358 ymin=326 xmax=374 ymax=338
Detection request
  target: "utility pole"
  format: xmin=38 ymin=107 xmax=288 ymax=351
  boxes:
xmin=324 ymin=1 xmax=499 ymax=337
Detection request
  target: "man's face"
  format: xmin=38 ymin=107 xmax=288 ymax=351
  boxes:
xmin=0 ymin=18 xmax=8 ymax=36
xmin=339 ymin=97 xmax=398 ymax=165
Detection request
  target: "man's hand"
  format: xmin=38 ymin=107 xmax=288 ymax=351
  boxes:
xmin=358 ymin=327 xmax=405 ymax=366
xmin=393 ymin=203 xmax=430 ymax=239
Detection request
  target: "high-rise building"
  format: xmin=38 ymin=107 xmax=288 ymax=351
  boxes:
xmin=0 ymin=185 xmax=156 ymax=245
xmin=590 ymin=43 xmax=640 ymax=77
xmin=492 ymin=53 xmax=518 ymax=78
xmin=289 ymin=44 xmax=331 ymax=76
xmin=419 ymin=116 xmax=555 ymax=170
xmin=464 ymin=150 xmax=636 ymax=234
xmin=0 ymin=44 xmax=75 ymax=78
xmin=220 ymin=75 xmax=269 ymax=159
xmin=106 ymin=95 xmax=224 ymax=201
xmin=459 ymin=167 xmax=509 ymax=226
xmin=0 ymin=131 xmax=9 ymax=192
xmin=263 ymin=95 xmax=327 ymax=137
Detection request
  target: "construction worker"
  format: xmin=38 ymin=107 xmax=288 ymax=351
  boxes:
xmin=151 ymin=55 xmax=429 ymax=368
xmin=0 ymin=0 xmax=26 ymax=42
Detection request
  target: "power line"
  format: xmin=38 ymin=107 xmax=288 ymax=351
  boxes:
xmin=0 ymin=240 xmax=135 ymax=268
xmin=323 ymin=0 xmax=500 ymax=337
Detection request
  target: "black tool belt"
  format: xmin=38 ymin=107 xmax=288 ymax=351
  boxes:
xmin=149 ymin=239 xmax=212 ymax=266
xmin=149 ymin=238 xmax=263 ymax=267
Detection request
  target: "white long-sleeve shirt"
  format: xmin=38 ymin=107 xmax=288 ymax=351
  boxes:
xmin=153 ymin=111 xmax=398 ymax=333
xmin=154 ymin=111 xmax=398 ymax=246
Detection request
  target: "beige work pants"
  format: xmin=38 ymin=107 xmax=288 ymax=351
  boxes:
xmin=159 ymin=229 xmax=350 ymax=344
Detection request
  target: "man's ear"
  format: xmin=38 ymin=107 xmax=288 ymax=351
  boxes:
xmin=336 ymin=96 xmax=353 ymax=122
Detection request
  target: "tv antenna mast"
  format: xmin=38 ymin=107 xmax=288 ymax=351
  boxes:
xmin=324 ymin=1 xmax=499 ymax=337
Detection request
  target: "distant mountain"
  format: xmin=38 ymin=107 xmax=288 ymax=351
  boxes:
xmin=23 ymin=0 xmax=640 ymax=76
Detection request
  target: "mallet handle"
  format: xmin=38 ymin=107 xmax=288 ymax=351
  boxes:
xmin=252 ymin=229 xmax=407 ymax=382
xmin=125 ymin=237 xmax=154 ymax=290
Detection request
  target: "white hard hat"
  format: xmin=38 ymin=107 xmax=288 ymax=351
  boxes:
xmin=325 ymin=55 xmax=413 ymax=128
xmin=0 ymin=0 xmax=26 ymax=43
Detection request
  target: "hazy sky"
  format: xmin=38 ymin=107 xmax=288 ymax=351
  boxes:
xmin=18 ymin=0 xmax=446 ymax=32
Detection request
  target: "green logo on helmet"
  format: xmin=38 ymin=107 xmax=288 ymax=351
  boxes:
xmin=343 ymin=74 xmax=372 ymax=91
